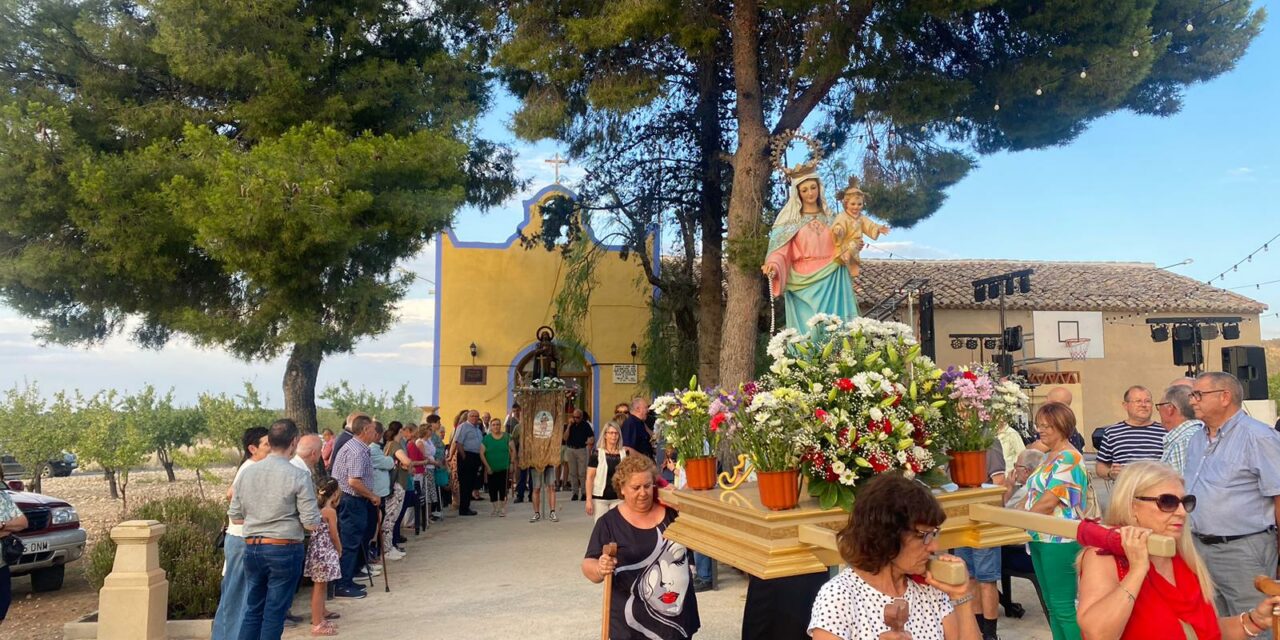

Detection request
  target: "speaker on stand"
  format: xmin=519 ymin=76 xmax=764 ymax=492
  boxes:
xmin=918 ymin=292 xmax=936 ymax=361
xmin=1222 ymin=346 xmax=1269 ymax=400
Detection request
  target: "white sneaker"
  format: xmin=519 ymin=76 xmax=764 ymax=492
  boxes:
xmin=385 ymin=549 xmax=406 ymax=561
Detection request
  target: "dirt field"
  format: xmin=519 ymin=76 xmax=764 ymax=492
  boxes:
xmin=3 ymin=468 xmax=235 ymax=640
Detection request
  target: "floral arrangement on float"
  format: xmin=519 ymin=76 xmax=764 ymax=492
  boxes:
xmin=528 ymin=376 xmax=567 ymax=390
xmin=935 ymin=365 xmax=1030 ymax=486
xmin=651 ymin=378 xmax=740 ymax=490
xmin=738 ymin=314 xmax=951 ymax=510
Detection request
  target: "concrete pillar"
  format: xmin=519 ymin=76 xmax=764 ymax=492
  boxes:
xmin=97 ymin=520 xmax=168 ymax=640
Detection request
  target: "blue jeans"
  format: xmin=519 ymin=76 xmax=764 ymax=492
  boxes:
xmin=515 ymin=467 xmax=531 ymax=500
xmin=694 ymin=551 xmax=713 ymax=582
xmin=211 ymin=534 xmax=247 ymax=640
xmin=954 ymin=546 xmax=1001 ymax=582
xmin=337 ymin=496 xmax=370 ymax=589
xmin=238 ymin=541 xmax=304 ymax=640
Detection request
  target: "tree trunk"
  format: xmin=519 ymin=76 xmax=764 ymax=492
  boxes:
xmin=284 ymin=342 xmax=323 ymax=434
xmin=29 ymin=462 xmax=45 ymax=494
xmin=162 ymin=460 xmax=176 ymax=483
xmin=719 ymin=0 xmax=770 ymax=388
xmin=105 ymin=468 xmax=119 ymax=499
xmin=695 ymin=47 xmax=726 ymax=387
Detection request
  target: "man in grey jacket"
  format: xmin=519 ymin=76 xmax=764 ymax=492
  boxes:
xmin=228 ymin=418 xmax=320 ymax=640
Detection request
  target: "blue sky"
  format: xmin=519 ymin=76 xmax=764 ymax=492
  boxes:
xmin=0 ymin=10 xmax=1276 ymax=409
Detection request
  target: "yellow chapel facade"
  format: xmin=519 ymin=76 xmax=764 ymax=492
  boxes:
xmin=431 ymin=184 xmax=653 ymax=424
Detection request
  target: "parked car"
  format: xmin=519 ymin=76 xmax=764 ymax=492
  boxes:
xmin=4 ymin=480 xmax=87 ymax=592
xmin=0 ymin=455 xmax=22 ymax=480
xmin=46 ymin=451 xmax=77 ymax=477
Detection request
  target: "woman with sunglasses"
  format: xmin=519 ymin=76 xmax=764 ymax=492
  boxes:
xmin=809 ymin=473 xmax=980 ymax=640
xmin=1020 ymin=402 xmax=1089 ymax=640
xmin=1078 ymin=461 xmax=1280 ymax=639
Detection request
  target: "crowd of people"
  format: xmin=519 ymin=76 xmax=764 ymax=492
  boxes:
xmin=203 ymin=369 xmax=1280 ymax=640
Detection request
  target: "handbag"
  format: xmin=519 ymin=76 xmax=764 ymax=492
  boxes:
xmin=434 ymin=467 xmax=450 ymax=487
xmin=2 ymin=534 xmax=24 ymax=565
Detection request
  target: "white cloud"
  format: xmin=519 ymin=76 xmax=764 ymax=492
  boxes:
xmin=355 ymin=352 xmax=403 ymax=362
xmin=863 ymin=241 xmax=959 ymax=260
xmin=394 ymin=298 xmax=436 ymax=325
xmin=399 ymin=341 xmax=434 ymax=351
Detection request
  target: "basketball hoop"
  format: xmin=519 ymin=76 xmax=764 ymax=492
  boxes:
xmin=1064 ymin=338 xmax=1091 ymax=361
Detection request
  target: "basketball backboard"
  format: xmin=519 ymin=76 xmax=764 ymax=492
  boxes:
xmin=1032 ymin=311 xmax=1105 ymax=359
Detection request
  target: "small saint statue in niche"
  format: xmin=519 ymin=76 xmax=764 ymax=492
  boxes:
xmin=530 ymin=325 xmax=559 ymax=380
xmin=830 ymin=176 xmax=890 ymax=279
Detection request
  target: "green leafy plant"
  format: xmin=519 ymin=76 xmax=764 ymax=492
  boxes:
xmin=86 ymin=496 xmax=226 ymax=619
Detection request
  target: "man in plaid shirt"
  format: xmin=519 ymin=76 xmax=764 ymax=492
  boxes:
xmin=331 ymin=415 xmax=381 ymax=598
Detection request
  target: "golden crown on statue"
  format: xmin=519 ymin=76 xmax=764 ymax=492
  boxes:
xmin=770 ymin=130 xmax=825 ymax=184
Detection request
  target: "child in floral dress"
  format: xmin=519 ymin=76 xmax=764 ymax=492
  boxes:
xmin=306 ymin=479 xmax=343 ymax=636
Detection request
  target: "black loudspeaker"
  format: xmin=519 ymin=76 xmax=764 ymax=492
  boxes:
xmin=1173 ymin=334 xmax=1202 ymax=367
xmin=1002 ymin=325 xmax=1024 ymax=352
xmin=918 ymin=292 xmax=936 ymax=361
xmin=992 ymin=353 xmax=1014 ymax=378
xmin=1222 ymin=346 xmax=1269 ymax=400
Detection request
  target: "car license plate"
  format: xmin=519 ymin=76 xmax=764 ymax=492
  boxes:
xmin=23 ymin=539 xmax=49 ymax=554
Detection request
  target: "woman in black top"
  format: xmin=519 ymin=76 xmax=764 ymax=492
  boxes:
xmin=584 ymin=455 xmax=699 ymax=639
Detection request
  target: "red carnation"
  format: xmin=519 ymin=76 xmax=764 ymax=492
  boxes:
xmin=870 ymin=454 xmax=890 ymax=473
xmin=815 ymin=408 xmax=829 ymax=422
xmin=710 ymin=413 xmax=727 ymax=432
xmin=836 ymin=378 xmax=855 ymax=393
xmin=962 ymin=371 xmax=978 ymax=382
xmin=880 ymin=420 xmax=893 ymax=435
xmin=891 ymin=395 xmax=903 ymax=407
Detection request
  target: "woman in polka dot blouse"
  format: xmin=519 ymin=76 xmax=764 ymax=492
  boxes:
xmin=808 ymin=474 xmax=982 ymax=640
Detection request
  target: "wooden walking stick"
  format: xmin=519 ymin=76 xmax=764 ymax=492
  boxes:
xmin=377 ymin=509 xmax=391 ymax=593
xmin=1253 ymin=576 xmax=1280 ymax=632
xmin=600 ymin=542 xmax=618 ymax=640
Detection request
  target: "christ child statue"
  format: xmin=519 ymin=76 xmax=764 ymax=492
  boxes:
xmin=830 ymin=176 xmax=889 ymax=279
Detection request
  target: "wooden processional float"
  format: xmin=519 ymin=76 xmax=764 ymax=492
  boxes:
xmin=659 ymin=483 xmax=1177 ymax=587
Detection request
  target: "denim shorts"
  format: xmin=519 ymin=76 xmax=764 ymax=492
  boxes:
xmin=530 ymin=466 xmax=556 ymax=488
xmin=953 ymin=546 xmax=1002 ymax=583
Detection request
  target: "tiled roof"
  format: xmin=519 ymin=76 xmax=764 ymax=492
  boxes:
xmin=855 ymin=259 xmax=1268 ymax=314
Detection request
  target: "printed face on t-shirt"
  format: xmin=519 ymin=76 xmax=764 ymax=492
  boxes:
xmin=640 ymin=542 xmax=690 ymax=615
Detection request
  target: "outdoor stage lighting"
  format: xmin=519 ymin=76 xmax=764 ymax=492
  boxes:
xmin=987 ymin=282 xmax=1001 ymax=300
xmin=974 ymin=284 xmax=987 ymax=303
xmin=965 ymin=338 xmax=979 ymax=350
xmin=1173 ymin=325 xmax=1194 ymax=341
xmin=1004 ymin=279 xmax=1015 ymax=295
xmin=983 ymin=338 xmax=999 ymax=350
xmin=1222 ymin=323 xmax=1241 ymax=340
xmin=1199 ymin=324 xmax=1219 ymax=341
xmin=951 ymin=338 xmax=964 ymax=349
xmin=1018 ymin=273 xmax=1031 ymax=293
xmin=1150 ymin=325 xmax=1169 ymax=342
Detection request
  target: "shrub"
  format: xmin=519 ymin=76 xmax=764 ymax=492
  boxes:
xmin=86 ymin=495 xmax=226 ymax=619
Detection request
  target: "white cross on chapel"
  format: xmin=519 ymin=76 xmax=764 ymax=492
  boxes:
xmin=545 ymin=153 xmax=569 ymax=184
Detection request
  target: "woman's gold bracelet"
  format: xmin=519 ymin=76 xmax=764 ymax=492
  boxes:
xmin=1118 ymin=585 xmax=1136 ymax=603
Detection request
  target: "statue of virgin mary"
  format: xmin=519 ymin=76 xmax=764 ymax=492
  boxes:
xmin=761 ymin=139 xmax=859 ymax=333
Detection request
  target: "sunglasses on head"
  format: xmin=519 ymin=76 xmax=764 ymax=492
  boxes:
xmin=1135 ymin=494 xmax=1197 ymax=513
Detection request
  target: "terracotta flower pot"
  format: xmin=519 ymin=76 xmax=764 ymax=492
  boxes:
xmin=684 ymin=456 xmax=717 ymax=490
xmin=949 ymin=450 xmax=988 ymax=488
xmin=758 ymin=469 xmax=801 ymax=511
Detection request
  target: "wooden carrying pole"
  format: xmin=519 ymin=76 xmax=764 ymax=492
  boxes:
xmin=601 ymin=542 xmax=618 ymax=640
xmin=968 ymin=504 xmax=1177 ymax=557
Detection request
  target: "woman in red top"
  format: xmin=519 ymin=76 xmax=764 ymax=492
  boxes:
xmin=1077 ymin=461 xmax=1280 ymax=639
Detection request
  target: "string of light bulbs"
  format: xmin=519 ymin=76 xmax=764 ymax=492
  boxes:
xmin=956 ymin=0 xmax=1246 ymax=115
xmin=1228 ymin=277 xmax=1280 ymax=291
xmin=1206 ymin=231 xmax=1279 ymax=285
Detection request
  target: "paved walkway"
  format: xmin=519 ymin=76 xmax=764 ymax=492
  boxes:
xmin=282 ymin=494 xmax=1054 ymax=639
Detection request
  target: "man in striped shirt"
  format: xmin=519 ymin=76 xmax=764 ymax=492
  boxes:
xmin=1095 ymin=385 xmax=1165 ymax=481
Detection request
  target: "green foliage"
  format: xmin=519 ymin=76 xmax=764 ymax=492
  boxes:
xmin=86 ymin=496 xmax=226 ymax=620
xmin=1270 ymin=374 xmax=1280 ymax=414
xmin=0 ymin=384 xmax=79 ymax=492
xmin=197 ymin=383 xmax=276 ymax=452
xmin=319 ymin=381 xmax=418 ymax=425
xmin=78 ymin=391 xmax=161 ymax=511
xmin=126 ymin=386 xmax=206 ymax=481
xmin=0 ymin=0 xmax=520 ymax=428
xmin=642 ymin=293 xmax=699 ymax=395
